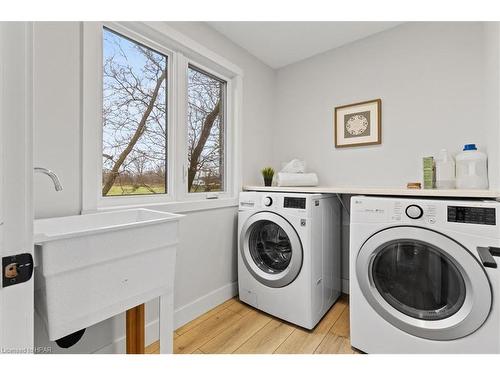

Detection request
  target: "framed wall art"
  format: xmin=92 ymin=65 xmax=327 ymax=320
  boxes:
xmin=334 ymin=99 xmax=381 ymax=148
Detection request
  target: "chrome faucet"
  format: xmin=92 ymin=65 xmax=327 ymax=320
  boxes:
xmin=34 ymin=167 xmax=63 ymax=191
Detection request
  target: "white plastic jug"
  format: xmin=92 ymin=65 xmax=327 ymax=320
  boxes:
xmin=435 ymin=149 xmax=455 ymax=189
xmin=455 ymin=144 xmax=488 ymax=189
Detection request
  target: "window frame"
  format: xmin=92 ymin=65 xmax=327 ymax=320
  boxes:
xmin=177 ymin=57 xmax=234 ymax=202
xmin=82 ymin=22 xmax=242 ymax=213
xmin=100 ymin=25 xmax=172 ymax=201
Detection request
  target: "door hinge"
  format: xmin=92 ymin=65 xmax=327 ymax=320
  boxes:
xmin=2 ymin=253 xmax=34 ymax=288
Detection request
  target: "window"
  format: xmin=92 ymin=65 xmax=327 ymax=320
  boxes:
xmin=102 ymin=28 xmax=168 ymax=196
xmin=187 ymin=65 xmax=226 ymax=193
xmin=83 ymin=22 xmax=241 ymax=211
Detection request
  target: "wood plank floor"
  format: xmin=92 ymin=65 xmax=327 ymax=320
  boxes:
xmin=146 ymin=294 xmax=361 ymax=354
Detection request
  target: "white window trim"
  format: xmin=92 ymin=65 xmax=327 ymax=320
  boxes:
xmin=82 ymin=22 xmax=243 ymax=213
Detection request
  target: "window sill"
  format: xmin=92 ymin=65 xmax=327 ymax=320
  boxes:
xmin=85 ymin=196 xmax=239 ymax=215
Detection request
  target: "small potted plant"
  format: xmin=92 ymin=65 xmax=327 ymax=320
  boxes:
xmin=261 ymin=167 xmax=275 ymax=187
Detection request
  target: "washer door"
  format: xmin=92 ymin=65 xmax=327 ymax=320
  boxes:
xmin=356 ymin=226 xmax=492 ymax=341
xmin=240 ymin=212 xmax=303 ymax=288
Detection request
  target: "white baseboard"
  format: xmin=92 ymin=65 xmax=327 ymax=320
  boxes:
xmin=174 ymin=281 xmax=238 ymax=329
xmin=93 ymin=281 xmax=238 ymax=354
xmin=342 ymin=278 xmax=349 ymax=294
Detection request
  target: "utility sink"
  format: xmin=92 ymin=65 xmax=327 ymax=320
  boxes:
xmin=34 ymin=209 xmax=183 ymax=342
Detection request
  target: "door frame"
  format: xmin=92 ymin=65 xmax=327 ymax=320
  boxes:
xmin=0 ymin=22 xmax=34 ymax=353
xmin=356 ymin=226 xmax=492 ymax=341
xmin=239 ymin=211 xmax=303 ymax=288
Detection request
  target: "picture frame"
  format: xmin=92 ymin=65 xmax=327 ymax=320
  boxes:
xmin=334 ymin=99 xmax=382 ymax=148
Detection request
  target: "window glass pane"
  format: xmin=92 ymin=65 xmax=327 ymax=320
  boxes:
xmin=102 ymin=28 xmax=167 ymax=196
xmin=372 ymin=240 xmax=466 ymax=320
xmin=187 ymin=65 xmax=225 ymax=193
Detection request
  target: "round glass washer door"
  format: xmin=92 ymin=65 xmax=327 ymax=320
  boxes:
xmin=240 ymin=212 xmax=303 ymax=288
xmin=356 ymin=226 xmax=492 ymax=341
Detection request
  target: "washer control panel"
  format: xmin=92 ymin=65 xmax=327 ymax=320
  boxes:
xmin=352 ymin=197 xmax=499 ymax=236
xmin=447 ymin=206 xmax=496 ymax=226
xmin=392 ymin=201 xmax=437 ymax=224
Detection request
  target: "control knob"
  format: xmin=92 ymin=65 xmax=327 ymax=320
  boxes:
xmin=405 ymin=204 xmax=424 ymax=219
xmin=263 ymin=197 xmax=273 ymax=207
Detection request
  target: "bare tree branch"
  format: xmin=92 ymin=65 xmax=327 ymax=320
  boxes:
xmin=102 ymin=68 xmax=166 ymax=195
xmin=187 ymin=100 xmax=220 ymax=191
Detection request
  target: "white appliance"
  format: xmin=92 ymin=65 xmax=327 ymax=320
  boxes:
xmin=350 ymin=196 xmax=500 ymax=353
xmin=238 ymin=192 xmax=341 ymax=329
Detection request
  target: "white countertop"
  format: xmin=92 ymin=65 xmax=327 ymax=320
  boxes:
xmin=243 ymin=185 xmax=500 ymax=199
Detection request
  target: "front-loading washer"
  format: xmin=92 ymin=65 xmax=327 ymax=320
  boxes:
xmin=350 ymin=196 xmax=500 ymax=353
xmin=238 ymin=191 xmax=342 ymax=329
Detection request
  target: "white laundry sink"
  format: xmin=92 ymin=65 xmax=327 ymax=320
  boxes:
xmin=34 ymin=208 xmax=182 ymax=342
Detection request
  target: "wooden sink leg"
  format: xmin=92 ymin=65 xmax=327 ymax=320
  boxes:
xmin=126 ymin=304 xmax=145 ymax=354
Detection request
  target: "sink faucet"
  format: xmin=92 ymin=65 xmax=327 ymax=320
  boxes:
xmin=34 ymin=167 xmax=63 ymax=191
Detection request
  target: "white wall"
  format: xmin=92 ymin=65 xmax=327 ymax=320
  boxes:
xmin=32 ymin=21 xmax=275 ymax=353
xmin=271 ymin=22 xmax=500 ymax=189
xmin=484 ymin=22 xmax=500 ymax=189
xmin=34 ymin=22 xmax=82 ymax=218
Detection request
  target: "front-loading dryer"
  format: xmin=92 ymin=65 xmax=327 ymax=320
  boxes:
xmin=238 ymin=191 xmax=342 ymax=329
xmin=350 ymin=196 xmax=500 ymax=353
